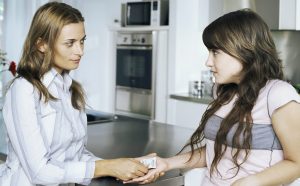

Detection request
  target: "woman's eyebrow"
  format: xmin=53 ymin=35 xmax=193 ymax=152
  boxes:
xmin=64 ymin=35 xmax=86 ymax=41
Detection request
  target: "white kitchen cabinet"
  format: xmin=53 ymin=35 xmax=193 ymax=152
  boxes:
xmin=153 ymin=30 xmax=169 ymax=123
xmin=215 ymin=0 xmax=300 ymax=30
xmin=295 ymin=0 xmax=300 ymax=30
xmin=183 ymin=168 xmax=206 ymax=186
xmin=167 ymin=99 xmax=208 ymax=129
xmin=264 ymin=0 xmax=300 ymax=30
xmin=279 ymin=0 xmax=300 ymax=30
xmin=163 ymin=0 xmax=210 ymax=127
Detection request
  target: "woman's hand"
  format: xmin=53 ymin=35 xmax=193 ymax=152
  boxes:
xmin=94 ymin=158 xmax=148 ymax=181
xmin=124 ymin=154 xmax=169 ymax=184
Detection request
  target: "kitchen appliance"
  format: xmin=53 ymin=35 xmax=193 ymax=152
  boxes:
xmin=212 ymin=0 xmax=298 ymax=30
xmin=271 ymin=30 xmax=300 ymax=86
xmin=121 ymin=0 xmax=169 ymax=27
xmin=115 ymin=32 xmax=155 ymax=119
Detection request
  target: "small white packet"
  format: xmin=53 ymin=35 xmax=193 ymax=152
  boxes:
xmin=140 ymin=157 xmax=157 ymax=169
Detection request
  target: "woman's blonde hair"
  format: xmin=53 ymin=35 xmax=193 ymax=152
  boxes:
xmin=16 ymin=2 xmax=86 ymax=110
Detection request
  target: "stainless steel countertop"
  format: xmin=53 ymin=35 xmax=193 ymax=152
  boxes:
xmin=0 ymin=115 xmax=194 ymax=186
xmin=170 ymin=93 xmax=212 ymax=104
xmin=82 ymin=116 xmax=194 ymax=186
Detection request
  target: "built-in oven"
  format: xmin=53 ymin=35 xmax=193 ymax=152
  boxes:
xmin=116 ymin=43 xmax=152 ymax=89
xmin=115 ymin=32 xmax=154 ymax=119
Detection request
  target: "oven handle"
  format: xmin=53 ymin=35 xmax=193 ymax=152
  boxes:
xmin=116 ymin=45 xmax=152 ymax=50
xmin=116 ymin=86 xmax=152 ymax=94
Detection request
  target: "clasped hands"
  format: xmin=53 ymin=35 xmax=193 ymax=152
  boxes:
xmin=121 ymin=153 xmax=167 ymax=184
xmin=101 ymin=153 xmax=167 ymax=184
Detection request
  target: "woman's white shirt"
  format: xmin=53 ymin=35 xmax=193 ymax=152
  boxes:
xmin=0 ymin=69 xmax=99 ymax=186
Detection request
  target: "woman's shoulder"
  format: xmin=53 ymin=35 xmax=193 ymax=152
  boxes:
xmin=9 ymin=77 xmax=35 ymax=93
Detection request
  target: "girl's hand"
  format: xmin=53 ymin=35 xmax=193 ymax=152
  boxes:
xmin=124 ymin=154 xmax=168 ymax=184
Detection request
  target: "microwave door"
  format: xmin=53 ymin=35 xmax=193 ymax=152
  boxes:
xmin=127 ymin=2 xmax=151 ymax=25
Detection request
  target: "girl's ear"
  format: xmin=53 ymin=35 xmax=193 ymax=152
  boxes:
xmin=36 ymin=38 xmax=48 ymax=53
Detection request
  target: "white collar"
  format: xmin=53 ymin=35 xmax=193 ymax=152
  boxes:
xmin=41 ymin=69 xmax=72 ymax=90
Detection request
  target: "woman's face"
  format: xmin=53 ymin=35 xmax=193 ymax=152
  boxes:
xmin=53 ymin=22 xmax=86 ymax=74
xmin=205 ymin=49 xmax=243 ymax=84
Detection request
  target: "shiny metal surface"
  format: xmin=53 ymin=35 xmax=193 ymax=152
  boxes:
xmin=115 ymin=87 xmax=152 ymax=119
xmin=86 ymin=109 xmax=117 ymax=124
xmin=170 ymin=93 xmax=213 ymax=104
xmin=117 ymin=33 xmax=153 ymax=46
xmin=115 ymin=32 xmax=155 ymax=119
xmin=81 ymin=116 xmax=194 ymax=186
xmin=116 ymin=46 xmax=152 ymax=50
xmin=271 ymin=31 xmax=300 ymax=85
xmin=222 ymin=0 xmax=280 ymax=29
xmin=0 ymin=115 xmax=193 ymax=185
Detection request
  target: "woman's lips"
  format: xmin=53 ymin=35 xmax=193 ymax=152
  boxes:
xmin=71 ymin=59 xmax=80 ymax=64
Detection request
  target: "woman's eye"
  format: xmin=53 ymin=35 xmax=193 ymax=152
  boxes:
xmin=80 ymin=38 xmax=86 ymax=45
xmin=65 ymin=42 xmax=73 ymax=47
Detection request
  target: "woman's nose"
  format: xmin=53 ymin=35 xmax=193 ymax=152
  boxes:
xmin=74 ymin=43 xmax=84 ymax=56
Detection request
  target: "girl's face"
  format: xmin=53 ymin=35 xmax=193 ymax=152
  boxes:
xmin=53 ymin=22 xmax=86 ymax=74
xmin=205 ymin=49 xmax=243 ymax=84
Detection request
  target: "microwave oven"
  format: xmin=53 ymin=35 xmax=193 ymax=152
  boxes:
xmin=121 ymin=0 xmax=169 ymax=26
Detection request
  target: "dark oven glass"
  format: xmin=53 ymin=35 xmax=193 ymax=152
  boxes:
xmin=116 ymin=48 xmax=152 ymax=90
xmin=127 ymin=2 xmax=151 ymax=25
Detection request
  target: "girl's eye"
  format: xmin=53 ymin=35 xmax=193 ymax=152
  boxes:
xmin=211 ymin=49 xmax=219 ymax=56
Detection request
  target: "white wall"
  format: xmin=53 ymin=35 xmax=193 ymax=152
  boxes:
xmin=3 ymin=0 xmax=215 ymax=117
xmin=3 ymin=0 xmax=122 ymax=113
xmin=169 ymin=0 xmax=210 ymax=94
xmin=166 ymin=0 xmax=210 ymax=125
xmin=3 ymin=0 xmax=48 ymax=63
xmin=68 ymin=0 xmax=122 ymax=112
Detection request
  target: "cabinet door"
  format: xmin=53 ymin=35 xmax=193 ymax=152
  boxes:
xmin=171 ymin=100 xmax=208 ymax=129
xmin=296 ymin=0 xmax=300 ymax=30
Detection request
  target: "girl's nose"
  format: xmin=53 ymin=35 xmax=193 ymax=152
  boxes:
xmin=205 ymin=54 xmax=213 ymax=67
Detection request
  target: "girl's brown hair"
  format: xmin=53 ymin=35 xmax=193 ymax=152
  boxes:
xmin=182 ymin=9 xmax=283 ymax=176
xmin=16 ymin=2 xmax=86 ymax=110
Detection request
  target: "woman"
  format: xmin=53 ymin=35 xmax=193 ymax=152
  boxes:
xmin=127 ymin=9 xmax=300 ymax=185
xmin=0 ymin=2 xmax=148 ymax=186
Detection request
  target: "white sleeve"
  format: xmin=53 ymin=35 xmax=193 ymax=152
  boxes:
xmin=268 ymin=80 xmax=300 ymax=116
xmin=79 ymin=112 xmax=102 ymax=162
xmin=80 ymin=148 xmax=102 ymax=162
xmin=3 ymin=78 xmax=94 ymax=185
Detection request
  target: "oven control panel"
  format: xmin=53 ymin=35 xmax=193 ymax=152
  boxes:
xmin=117 ymin=33 xmax=152 ymax=45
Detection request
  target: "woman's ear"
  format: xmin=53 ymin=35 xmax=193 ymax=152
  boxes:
xmin=36 ymin=38 xmax=48 ymax=53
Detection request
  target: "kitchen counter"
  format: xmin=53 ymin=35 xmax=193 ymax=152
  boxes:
xmin=170 ymin=93 xmax=213 ymax=104
xmin=82 ymin=115 xmax=194 ymax=186
xmin=0 ymin=114 xmax=194 ymax=185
